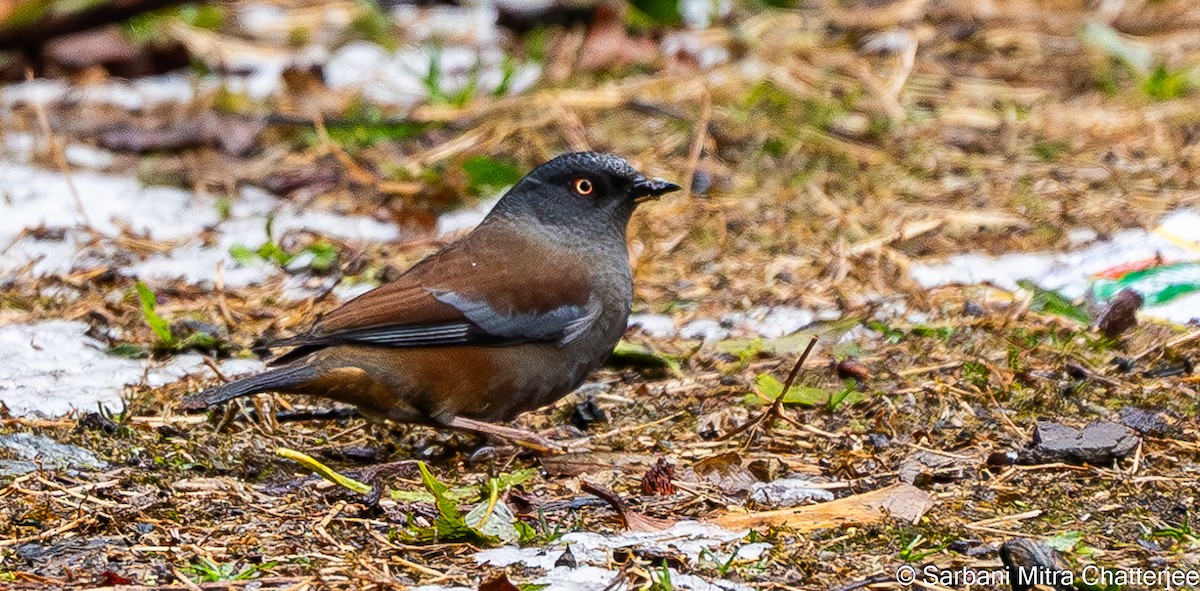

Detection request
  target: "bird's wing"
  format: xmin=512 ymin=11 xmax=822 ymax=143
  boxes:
xmin=270 ymin=227 xmax=598 ymax=360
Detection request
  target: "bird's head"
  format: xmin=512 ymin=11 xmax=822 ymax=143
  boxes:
xmin=489 ymin=152 xmax=681 ymax=232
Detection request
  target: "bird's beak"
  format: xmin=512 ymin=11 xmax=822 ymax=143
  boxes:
xmin=631 ymin=175 xmax=682 ymax=203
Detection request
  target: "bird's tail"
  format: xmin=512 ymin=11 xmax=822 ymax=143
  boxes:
xmin=181 ymin=364 xmax=319 ymax=410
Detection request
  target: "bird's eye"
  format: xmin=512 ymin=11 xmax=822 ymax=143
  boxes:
xmin=573 ymin=178 xmax=594 ymax=196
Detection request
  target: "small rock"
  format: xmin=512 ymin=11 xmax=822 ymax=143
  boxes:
xmin=962 ymin=301 xmax=986 ymax=317
xmin=0 ymin=433 xmax=108 ymax=477
xmin=985 ymin=450 xmax=1018 ymax=469
xmin=748 ymin=478 xmax=834 ymax=508
xmin=554 ymin=546 xmax=578 ymax=568
xmin=1022 ymin=421 xmax=1139 ymax=465
xmin=1094 ymin=288 xmax=1142 ymax=338
xmin=1119 ymin=407 xmax=1170 ymax=437
xmin=569 ymin=393 xmax=607 ymax=431
xmin=999 ymin=538 xmax=1074 ymax=591
xmin=899 ymin=451 xmax=967 ymax=485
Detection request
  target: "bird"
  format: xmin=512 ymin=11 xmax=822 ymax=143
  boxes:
xmin=182 ymin=152 xmax=680 ymax=451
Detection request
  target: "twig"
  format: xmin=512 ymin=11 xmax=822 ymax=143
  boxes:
xmin=848 ymin=218 xmax=944 ymax=257
xmin=1131 ymin=329 xmax=1200 ymax=362
xmin=680 ymin=89 xmax=712 ymax=201
xmin=0 ymin=517 xmax=87 ymax=547
xmin=827 ymin=573 xmax=896 ymax=591
xmin=720 ymin=336 xmax=819 ymax=441
xmin=583 ymin=411 xmax=685 ymax=443
xmin=365 ymin=530 xmax=447 ymax=578
xmin=169 ymin=567 xmax=203 ymax=591
xmin=202 ymin=357 xmax=229 ymax=384
xmin=965 ymin=509 xmax=1042 ymax=529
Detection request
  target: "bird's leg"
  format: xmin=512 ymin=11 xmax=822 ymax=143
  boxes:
xmin=442 ymin=416 xmax=561 ymax=454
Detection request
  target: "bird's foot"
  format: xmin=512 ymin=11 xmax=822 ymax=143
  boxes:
xmin=443 ymin=416 xmax=568 ymax=455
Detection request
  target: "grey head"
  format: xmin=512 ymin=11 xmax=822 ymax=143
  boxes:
xmin=485 ymin=152 xmax=681 ymax=234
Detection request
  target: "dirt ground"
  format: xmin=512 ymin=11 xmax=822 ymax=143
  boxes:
xmin=1 ymin=1 xmax=1199 ymax=589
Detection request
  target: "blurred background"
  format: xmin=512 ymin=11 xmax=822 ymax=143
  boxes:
xmin=3 ymin=1 xmax=1200 ymax=588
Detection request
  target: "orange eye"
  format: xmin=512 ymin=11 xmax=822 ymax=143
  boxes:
xmin=573 ymin=178 xmax=593 ymax=195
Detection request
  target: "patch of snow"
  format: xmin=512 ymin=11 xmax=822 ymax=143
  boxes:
xmin=628 ymin=314 xmax=678 ymax=338
xmin=679 ymin=0 xmax=733 ymax=29
xmin=910 ymin=209 xmax=1200 ymax=323
xmin=437 ymin=196 xmax=500 ymax=236
xmin=1 ymin=74 xmax=204 ymax=111
xmin=0 ymin=321 xmax=261 ymax=418
xmin=663 ymin=31 xmax=731 ymax=69
xmin=324 ymin=42 xmax=540 ymax=108
xmin=723 ymin=306 xmax=815 ymax=339
xmin=464 ymin=521 xmax=768 ymax=591
xmin=0 ymin=163 xmax=400 ymax=287
xmin=680 ymin=318 xmax=728 ymax=341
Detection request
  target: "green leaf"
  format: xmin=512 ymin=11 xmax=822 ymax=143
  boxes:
xmin=962 ymin=361 xmax=990 ymax=389
xmin=1045 ymin=530 xmax=1083 ymax=552
xmin=135 ymin=282 xmax=175 ymax=346
xmin=629 ymin=0 xmax=682 ymax=26
xmin=756 ymin=373 xmax=784 ymax=399
xmin=3 ymin=0 xmax=55 ymax=28
xmin=490 ymin=467 xmax=537 ymax=492
xmin=179 ymin=3 xmax=224 ymax=30
xmin=228 ymin=244 xmax=259 ymax=265
xmin=751 ymin=373 xmax=862 ymax=408
xmin=753 ymin=373 xmax=827 ymax=405
xmin=256 ymin=241 xmax=292 ymax=267
xmin=108 ymin=344 xmax=150 ymax=358
xmin=416 ymin=462 xmax=499 ymax=545
xmin=515 ymin=520 xmax=538 ymax=544
xmin=867 ymin=321 xmax=906 ymax=344
xmin=302 ymin=241 xmax=339 ymax=273
xmin=911 ymin=325 xmax=954 ymax=341
xmin=462 ymin=156 xmax=524 ymax=196
xmin=606 ymin=340 xmax=680 ymax=376
xmin=322 ymin=98 xmax=430 ymax=149
xmin=1142 ymin=63 xmax=1191 ymax=101
xmin=1018 ymin=280 xmax=1090 ymax=324
xmin=465 ymin=488 xmax=520 ymax=544
xmin=648 ymin=562 xmax=676 ymax=591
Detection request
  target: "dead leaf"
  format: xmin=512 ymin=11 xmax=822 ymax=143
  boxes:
xmin=691 ymin=451 xmax=756 ymax=493
xmin=478 ymin=572 xmax=518 ymax=591
xmin=710 ymin=483 xmax=934 ymax=532
xmin=581 ymin=481 xmax=676 ymax=532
